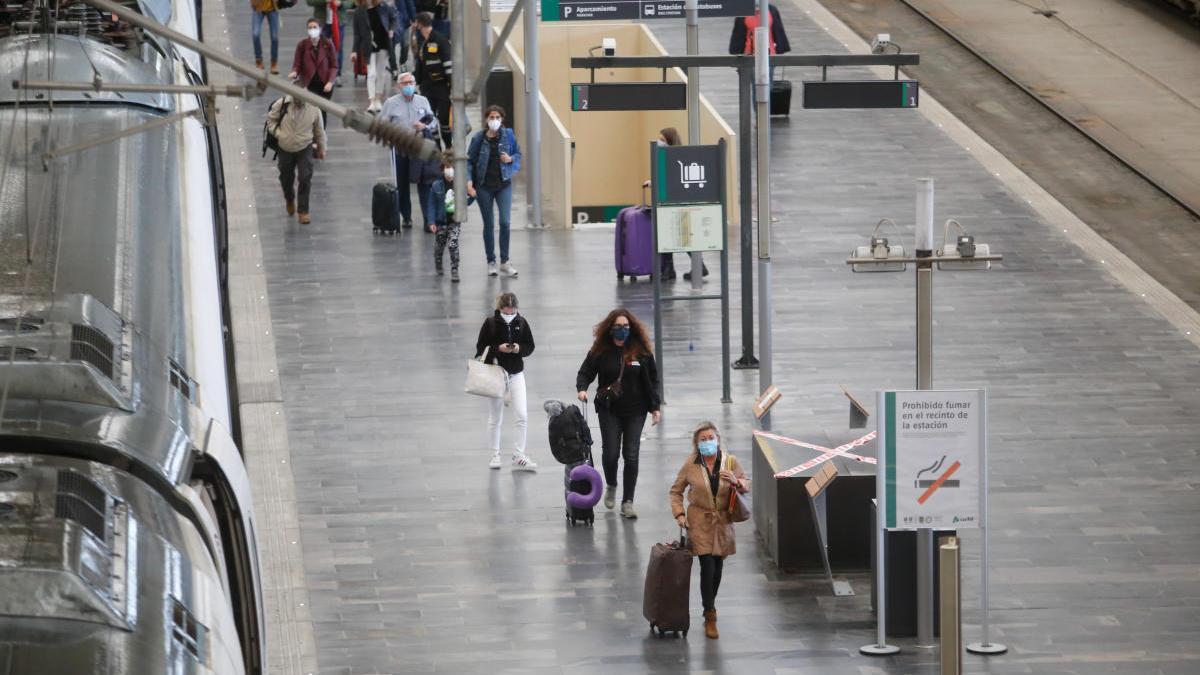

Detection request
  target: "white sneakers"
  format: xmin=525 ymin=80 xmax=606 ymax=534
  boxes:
xmin=512 ymin=452 xmax=538 ymax=472
xmin=366 ymin=100 xmax=382 ymax=114
xmin=620 ymin=501 xmax=638 ymax=519
xmin=603 ymin=486 xmax=616 ymax=510
xmin=487 ymin=262 xmax=519 ymax=277
xmin=490 ymin=450 xmax=537 ymax=472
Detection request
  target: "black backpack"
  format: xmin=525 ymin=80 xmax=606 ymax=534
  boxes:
xmin=261 ymin=97 xmax=291 ymax=159
xmin=548 ymin=404 xmax=592 ymax=465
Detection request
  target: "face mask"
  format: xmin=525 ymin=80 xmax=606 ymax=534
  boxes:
xmin=487 ymin=118 xmax=502 ymax=132
xmin=501 ymin=312 xmax=518 ymax=324
xmin=307 ymin=27 xmax=321 ymax=40
xmin=443 ymin=168 xmax=454 ymax=180
xmin=401 ymin=84 xmax=416 ymax=97
xmin=610 ymin=325 xmax=630 ymax=342
xmin=698 ymin=439 xmax=719 ymax=457
xmin=655 ymin=139 xmax=667 ymax=147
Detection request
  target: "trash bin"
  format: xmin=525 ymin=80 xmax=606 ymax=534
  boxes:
xmin=485 ymin=66 xmax=515 ymax=135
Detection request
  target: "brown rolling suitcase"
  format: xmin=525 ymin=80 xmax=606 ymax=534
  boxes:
xmin=642 ymin=529 xmax=692 ymax=638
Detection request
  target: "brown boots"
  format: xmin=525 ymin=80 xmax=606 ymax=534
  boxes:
xmin=703 ymin=610 xmax=719 ymax=639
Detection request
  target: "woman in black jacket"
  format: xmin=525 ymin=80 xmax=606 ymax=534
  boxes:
xmin=575 ymin=308 xmax=661 ymax=519
xmin=475 ymin=292 xmax=537 ymax=471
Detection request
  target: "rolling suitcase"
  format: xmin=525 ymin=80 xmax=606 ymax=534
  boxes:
xmin=643 ymin=529 xmax=692 ymax=638
xmin=372 ymin=180 xmax=400 ymax=234
xmin=770 ymin=79 xmax=792 ymax=116
xmin=615 ymin=205 xmax=654 ymax=281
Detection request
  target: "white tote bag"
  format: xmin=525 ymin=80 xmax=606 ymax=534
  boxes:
xmin=465 ymin=346 xmax=507 ymax=398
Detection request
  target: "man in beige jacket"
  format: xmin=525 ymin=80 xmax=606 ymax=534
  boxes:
xmin=266 ymin=95 xmax=327 ymax=224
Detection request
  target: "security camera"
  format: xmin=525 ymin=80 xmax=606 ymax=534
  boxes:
xmin=870 ymin=33 xmax=892 ymax=54
xmin=602 ymin=37 xmax=617 ymax=57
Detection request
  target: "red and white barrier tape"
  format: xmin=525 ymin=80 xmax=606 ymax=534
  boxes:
xmin=754 ymin=430 xmax=877 ymax=478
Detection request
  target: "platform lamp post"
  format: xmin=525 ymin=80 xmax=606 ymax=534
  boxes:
xmin=849 ymin=178 xmax=1004 ymax=657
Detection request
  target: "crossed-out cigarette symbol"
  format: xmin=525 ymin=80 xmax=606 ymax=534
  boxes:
xmin=915 ymin=455 xmax=961 ymax=504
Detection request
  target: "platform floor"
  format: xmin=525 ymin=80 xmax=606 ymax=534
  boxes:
xmin=211 ymin=1 xmax=1200 ymax=673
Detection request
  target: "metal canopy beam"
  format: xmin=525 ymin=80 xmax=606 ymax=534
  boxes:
xmin=571 ymin=54 xmax=919 ymax=69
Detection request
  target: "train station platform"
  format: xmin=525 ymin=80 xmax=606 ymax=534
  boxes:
xmin=203 ymin=0 xmax=1200 ymax=672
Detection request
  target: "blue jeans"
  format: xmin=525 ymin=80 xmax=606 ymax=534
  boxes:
xmin=476 ymin=183 xmax=513 ymax=264
xmin=392 ymin=152 xmax=433 ymax=226
xmin=251 ymin=10 xmax=279 ymax=63
xmin=322 ymin=22 xmax=346 ymax=75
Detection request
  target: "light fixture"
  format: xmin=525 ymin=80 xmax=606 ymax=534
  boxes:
xmin=852 ymin=218 xmax=907 ymax=272
xmin=936 ymin=218 xmax=991 ymax=270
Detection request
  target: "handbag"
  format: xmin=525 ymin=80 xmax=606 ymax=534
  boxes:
xmin=724 ymin=455 xmax=750 ymax=523
xmin=593 ymin=357 xmax=625 ymax=411
xmin=464 ymin=346 xmax=507 ymax=398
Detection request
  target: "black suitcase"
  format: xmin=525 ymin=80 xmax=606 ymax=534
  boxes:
xmin=770 ymin=79 xmax=792 ymax=116
xmin=372 ymin=180 xmax=400 ymax=234
xmin=643 ymin=530 xmax=692 ymax=637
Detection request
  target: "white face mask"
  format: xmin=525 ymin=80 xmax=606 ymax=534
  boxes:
xmin=307 ymin=27 xmax=321 ymax=40
xmin=443 ymin=168 xmax=454 ymax=180
xmin=500 ymin=311 xmax=517 ymax=324
xmin=487 ymin=118 xmax=502 ymax=132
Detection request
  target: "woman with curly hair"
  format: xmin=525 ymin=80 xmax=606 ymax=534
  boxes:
xmin=575 ymin=308 xmax=661 ymax=519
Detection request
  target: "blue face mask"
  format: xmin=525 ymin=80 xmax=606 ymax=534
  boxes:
xmin=698 ymin=439 xmax=719 ymax=457
xmin=401 ymin=84 xmax=416 ymax=97
xmin=611 ymin=325 xmax=630 ymax=342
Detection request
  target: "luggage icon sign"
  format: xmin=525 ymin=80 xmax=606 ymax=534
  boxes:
xmin=677 ymin=161 xmax=706 ymax=189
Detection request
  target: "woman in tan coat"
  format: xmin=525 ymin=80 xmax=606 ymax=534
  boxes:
xmin=668 ymin=421 xmax=749 ymax=639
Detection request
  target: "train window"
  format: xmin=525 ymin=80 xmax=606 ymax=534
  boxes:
xmin=169 ymin=359 xmax=199 ymax=402
xmin=171 ymin=597 xmax=207 ymax=663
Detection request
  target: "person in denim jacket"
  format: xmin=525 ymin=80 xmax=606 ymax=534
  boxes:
xmin=466 ymin=105 xmax=522 ymax=278
xmin=428 ymin=152 xmax=463 ymax=281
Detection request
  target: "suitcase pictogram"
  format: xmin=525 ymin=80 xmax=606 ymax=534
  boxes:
xmin=677 ymin=161 xmax=706 ymax=189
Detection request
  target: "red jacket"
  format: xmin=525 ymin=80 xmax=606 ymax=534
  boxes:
xmin=291 ymin=37 xmax=337 ymax=89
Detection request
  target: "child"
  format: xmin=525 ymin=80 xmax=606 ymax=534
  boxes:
xmin=430 ymin=151 xmax=462 ymax=281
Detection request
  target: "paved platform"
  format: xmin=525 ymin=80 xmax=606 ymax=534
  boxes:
xmin=213 ymin=1 xmax=1200 ymax=673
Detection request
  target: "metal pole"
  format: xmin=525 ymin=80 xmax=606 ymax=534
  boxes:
xmin=685 ymin=0 xmax=704 ymax=289
xmin=939 ymin=536 xmax=962 ymax=675
xmin=79 ymin=0 xmax=435 ymax=157
xmin=733 ymin=65 xmax=758 ymax=369
xmin=480 ymin=0 xmax=491 ymax=110
xmin=968 ymin=389 xmax=1008 ymax=655
xmin=651 ymin=142 xmax=665 ymax=398
xmin=451 ymin=0 xmax=468 ymax=218
xmin=524 ymin=0 xmax=542 ymax=227
xmin=719 ymin=139 xmax=732 ymax=403
xmin=915 ymin=177 xmax=936 ymax=649
xmin=861 ymin=391 xmax=899 ymax=656
xmin=755 ymin=0 xmax=773 ymax=429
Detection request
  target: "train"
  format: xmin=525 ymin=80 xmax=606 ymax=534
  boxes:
xmin=0 ymin=0 xmax=264 ymax=673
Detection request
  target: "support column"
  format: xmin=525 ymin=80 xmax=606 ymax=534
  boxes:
xmin=914 ymin=177 xmax=936 ymax=648
xmin=755 ymin=0 xmax=773 ymax=429
xmin=524 ymin=0 xmax=542 ymax=228
xmin=686 ymin=0 xmax=703 ymax=289
xmin=733 ymin=65 xmax=757 ymax=369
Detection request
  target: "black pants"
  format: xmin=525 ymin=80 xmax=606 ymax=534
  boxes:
xmin=277 ymin=146 xmax=314 ymax=213
xmin=597 ymin=409 xmax=646 ymax=503
xmin=424 ymin=83 xmax=452 ymax=147
xmin=307 ymin=78 xmax=332 ymax=127
xmin=698 ymin=554 xmax=725 ymax=612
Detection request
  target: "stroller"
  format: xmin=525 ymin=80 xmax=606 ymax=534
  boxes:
xmin=544 ymin=400 xmax=603 ymax=526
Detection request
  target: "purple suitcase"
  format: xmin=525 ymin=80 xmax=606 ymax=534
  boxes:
xmin=615 ymin=206 xmax=655 ymax=281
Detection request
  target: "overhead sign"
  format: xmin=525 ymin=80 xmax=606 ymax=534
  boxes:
xmin=653 ymin=143 xmax=722 ymax=205
xmin=571 ymin=82 xmax=686 ymax=111
xmin=880 ymin=390 xmax=983 ymax=531
xmin=802 ymin=80 xmax=919 ymax=109
xmin=542 ymin=0 xmax=756 ymax=21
